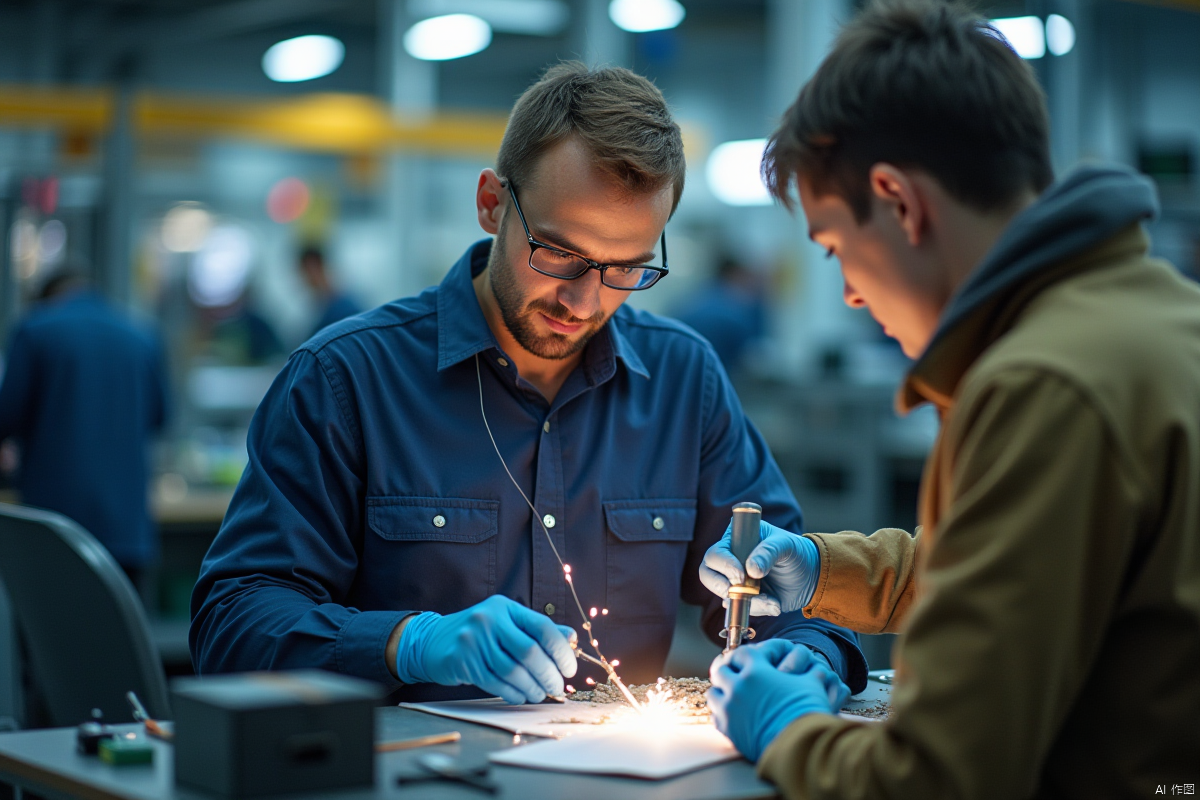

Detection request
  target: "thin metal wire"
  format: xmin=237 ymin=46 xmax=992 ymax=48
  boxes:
xmin=474 ymin=354 xmax=638 ymax=708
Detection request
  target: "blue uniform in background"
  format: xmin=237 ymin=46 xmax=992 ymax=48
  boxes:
xmin=311 ymin=292 xmax=362 ymax=339
xmin=0 ymin=291 xmax=168 ymax=569
xmin=191 ymin=241 xmax=867 ymax=698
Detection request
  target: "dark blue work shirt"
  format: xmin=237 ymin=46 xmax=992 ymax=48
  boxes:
xmin=0 ymin=291 xmax=167 ymax=568
xmin=191 ymin=241 xmax=867 ymax=698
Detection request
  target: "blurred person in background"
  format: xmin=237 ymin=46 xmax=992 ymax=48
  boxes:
xmin=669 ymin=254 xmax=767 ymax=374
xmin=206 ymin=287 xmax=285 ymax=366
xmin=701 ymin=1 xmax=1199 ymax=797
xmin=0 ymin=268 xmax=169 ymax=589
xmin=298 ymin=244 xmax=361 ymax=338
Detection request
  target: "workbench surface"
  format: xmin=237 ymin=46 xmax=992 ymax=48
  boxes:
xmin=0 ymin=706 xmax=774 ymax=800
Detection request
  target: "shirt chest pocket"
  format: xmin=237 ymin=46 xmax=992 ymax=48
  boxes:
xmin=603 ymin=500 xmax=696 ymax=623
xmin=366 ymin=497 xmax=499 ymax=612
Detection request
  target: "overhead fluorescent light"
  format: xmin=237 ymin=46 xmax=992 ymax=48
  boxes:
xmin=262 ymin=35 xmax=345 ymax=82
xmin=706 ymin=139 xmax=772 ymax=207
xmin=408 ymin=0 xmax=568 ymax=36
xmin=404 ymin=13 xmax=492 ymax=61
xmin=1046 ymin=14 xmax=1075 ymax=56
xmin=609 ymin=0 xmax=685 ymax=33
xmin=989 ymin=16 xmax=1045 ymax=59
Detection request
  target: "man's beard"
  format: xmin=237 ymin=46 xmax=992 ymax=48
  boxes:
xmin=487 ymin=226 xmax=606 ymax=361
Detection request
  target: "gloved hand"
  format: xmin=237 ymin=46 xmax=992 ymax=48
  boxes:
xmin=707 ymin=639 xmax=850 ymax=761
xmin=699 ymin=520 xmax=821 ymax=615
xmin=394 ymin=595 xmax=578 ymax=704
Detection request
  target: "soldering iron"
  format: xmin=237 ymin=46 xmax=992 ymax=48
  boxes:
xmin=720 ymin=502 xmax=762 ymax=653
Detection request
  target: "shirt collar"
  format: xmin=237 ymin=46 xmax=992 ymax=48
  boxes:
xmin=437 ymin=240 xmax=501 ymax=371
xmin=436 ymin=239 xmax=651 ymax=382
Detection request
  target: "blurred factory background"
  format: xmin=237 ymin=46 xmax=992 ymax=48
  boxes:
xmin=0 ymin=0 xmax=1197 ymax=686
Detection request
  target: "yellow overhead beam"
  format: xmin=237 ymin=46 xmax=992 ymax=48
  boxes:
xmin=0 ymin=85 xmax=509 ymax=156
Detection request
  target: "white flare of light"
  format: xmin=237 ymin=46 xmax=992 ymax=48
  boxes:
xmin=706 ymin=139 xmax=773 ymax=207
xmin=404 ymin=14 xmax=492 ymax=61
xmin=262 ymin=35 xmax=345 ymax=82
xmin=608 ymin=0 xmax=685 ymax=33
xmin=189 ymin=225 xmax=254 ymax=307
xmin=162 ymin=202 xmax=213 ymax=253
xmin=408 ymin=0 xmax=568 ymax=36
xmin=1046 ymin=14 xmax=1075 ymax=56
xmin=989 ymin=16 xmax=1045 ymax=59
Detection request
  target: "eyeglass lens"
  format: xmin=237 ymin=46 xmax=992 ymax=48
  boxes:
xmin=529 ymin=246 xmax=662 ymax=289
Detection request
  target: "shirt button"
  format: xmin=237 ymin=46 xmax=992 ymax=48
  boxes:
xmin=497 ymin=357 xmax=509 ymax=367
xmin=433 ymin=515 xmax=446 ymax=528
xmin=544 ymin=603 xmax=556 ymax=615
xmin=543 ymin=514 xmax=556 ymax=528
xmin=653 ymin=516 xmax=665 ymax=531
xmin=543 ymin=421 xmax=550 ymax=433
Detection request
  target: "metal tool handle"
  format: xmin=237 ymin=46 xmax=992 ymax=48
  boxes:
xmin=730 ymin=502 xmax=762 ymax=588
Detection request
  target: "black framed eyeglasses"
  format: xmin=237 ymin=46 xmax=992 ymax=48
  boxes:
xmin=502 ymin=181 xmax=669 ymax=291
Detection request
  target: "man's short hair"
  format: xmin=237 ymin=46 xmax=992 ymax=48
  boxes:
xmin=763 ymin=0 xmax=1054 ymax=221
xmin=497 ymin=62 xmax=686 ymax=211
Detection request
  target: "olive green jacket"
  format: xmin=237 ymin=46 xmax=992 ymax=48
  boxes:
xmin=760 ymin=224 xmax=1200 ymax=798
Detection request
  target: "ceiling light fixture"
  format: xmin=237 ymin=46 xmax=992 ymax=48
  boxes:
xmin=263 ymin=35 xmax=345 ymax=83
xmin=1045 ymin=14 xmax=1076 ymax=56
xmin=989 ymin=16 xmax=1046 ymax=59
xmin=608 ymin=0 xmax=685 ymax=33
xmin=404 ymin=14 xmax=492 ymax=61
xmin=706 ymin=139 xmax=773 ymax=207
xmin=408 ymin=0 xmax=568 ymax=36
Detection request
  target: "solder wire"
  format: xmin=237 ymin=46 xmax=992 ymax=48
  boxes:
xmin=475 ymin=354 xmax=640 ymax=709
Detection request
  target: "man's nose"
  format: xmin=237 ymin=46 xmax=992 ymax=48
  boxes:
xmin=556 ymin=269 xmax=603 ymax=320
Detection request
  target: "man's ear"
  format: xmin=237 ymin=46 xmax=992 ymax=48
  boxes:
xmin=869 ymin=164 xmax=925 ymax=247
xmin=476 ymin=169 xmax=505 ymax=235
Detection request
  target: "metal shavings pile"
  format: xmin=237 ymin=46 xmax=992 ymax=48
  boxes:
xmin=566 ymin=677 xmax=712 ymax=724
xmin=841 ymin=700 xmax=892 ymax=720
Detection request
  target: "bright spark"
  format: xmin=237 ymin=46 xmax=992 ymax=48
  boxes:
xmin=586 ymin=677 xmax=596 ymax=685
xmin=599 ymin=680 xmax=706 ymax=731
xmin=602 ymin=608 xmax=609 ymax=615
xmin=589 ymin=607 xmax=598 ymax=617
xmin=611 ymin=659 xmax=620 ymax=667
xmin=563 ymin=564 xmax=572 ymax=573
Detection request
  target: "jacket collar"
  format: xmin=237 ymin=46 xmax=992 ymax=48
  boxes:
xmin=436 ymin=239 xmax=650 ymax=381
xmin=898 ymin=224 xmax=1150 ymax=413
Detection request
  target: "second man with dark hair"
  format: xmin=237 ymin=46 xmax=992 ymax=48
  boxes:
xmin=702 ymin=1 xmax=1200 ymax=797
xmin=191 ymin=62 xmax=866 ymax=704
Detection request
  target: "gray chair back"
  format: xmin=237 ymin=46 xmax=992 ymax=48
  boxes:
xmin=0 ymin=502 xmax=170 ymax=727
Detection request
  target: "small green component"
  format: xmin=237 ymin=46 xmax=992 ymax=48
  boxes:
xmin=99 ymin=736 xmax=154 ymax=766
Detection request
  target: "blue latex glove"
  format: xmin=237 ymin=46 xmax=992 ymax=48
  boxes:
xmin=707 ymin=639 xmax=850 ymax=761
xmin=394 ymin=595 xmax=578 ymax=704
xmin=699 ymin=520 xmax=821 ymax=615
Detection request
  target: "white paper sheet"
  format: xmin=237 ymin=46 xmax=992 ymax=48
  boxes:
xmin=400 ymin=698 xmax=614 ymax=738
xmin=489 ymin=725 xmax=739 ymax=779
xmin=402 ymin=698 xmax=741 ymax=779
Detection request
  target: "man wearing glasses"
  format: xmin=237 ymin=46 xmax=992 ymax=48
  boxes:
xmin=190 ymin=63 xmax=865 ymax=704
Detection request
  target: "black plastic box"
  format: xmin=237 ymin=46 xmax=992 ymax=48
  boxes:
xmin=171 ymin=670 xmax=384 ymax=798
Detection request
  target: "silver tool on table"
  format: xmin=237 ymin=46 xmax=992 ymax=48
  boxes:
xmin=396 ymin=752 xmax=497 ymax=794
xmin=720 ymin=502 xmax=762 ymax=653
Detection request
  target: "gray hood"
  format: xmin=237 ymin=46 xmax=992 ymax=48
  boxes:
xmin=921 ymin=164 xmax=1160 ymax=358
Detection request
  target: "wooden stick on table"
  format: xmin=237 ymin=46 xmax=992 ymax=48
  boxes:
xmin=376 ymin=731 xmax=462 ymax=752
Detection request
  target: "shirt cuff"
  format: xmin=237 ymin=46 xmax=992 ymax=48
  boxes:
xmin=336 ymin=609 xmax=413 ymax=686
